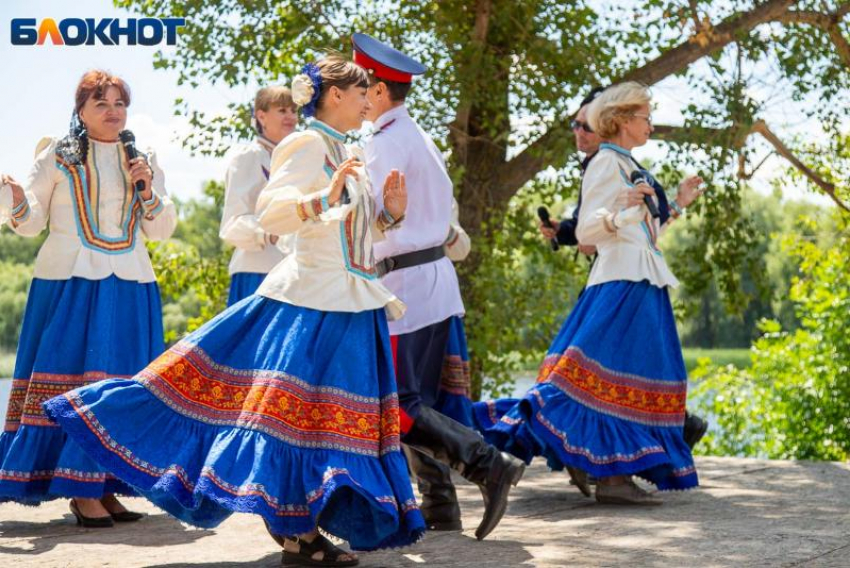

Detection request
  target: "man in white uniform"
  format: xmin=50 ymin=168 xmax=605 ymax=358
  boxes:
xmin=353 ymin=33 xmax=524 ymax=541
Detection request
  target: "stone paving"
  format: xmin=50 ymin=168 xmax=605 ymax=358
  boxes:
xmin=1 ymin=457 xmax=849 ymax=567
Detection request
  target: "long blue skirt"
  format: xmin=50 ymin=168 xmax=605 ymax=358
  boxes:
xmin=432 ymin=316 xmax=474 ymax=427
xmin=473 ymin=280 xmax=698 ymax=491
xmin=45 ymin=295 xmax=425 ymax=551
xmin=0 ymin=276 xmax=164 ymax=503
xmin=227 ymin=272 xmax=266 ymax=307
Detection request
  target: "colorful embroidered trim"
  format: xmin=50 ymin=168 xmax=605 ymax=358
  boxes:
xmin=312 ymin=129 xmax=379 ymax=280
xmin=440 ymin=354 xmax=471 ymax=397
xmin=141 ymin=192 xmax=164 ymax=220
xmin=137 ymin=341 xmax=401 ymax=457
xmin=10 ymin=200 xmax=30 ymax=226
xmin=55 ymin=144 xmax=141 ymax=254
xmin=4 ymin=371 xmax=132 ymax=432
xmin=61 ymin=392 xmax=413 ymax=516
xmin=536 ymin=347 xmax=687 ymax=427
xmin=0 ymin=466 xmax=122 ymax=484
xmin=295 ymin=193 xmax=329 ymax=222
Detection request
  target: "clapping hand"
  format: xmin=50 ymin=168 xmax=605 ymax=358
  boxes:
xmin=329 ymin=157 xmax=362 ymax=206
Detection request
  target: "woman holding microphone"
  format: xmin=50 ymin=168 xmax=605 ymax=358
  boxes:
xmin=0 ymin=70 xmax=176 ymax=523
xmin=478 ymin=82 xmax=704 ymax=504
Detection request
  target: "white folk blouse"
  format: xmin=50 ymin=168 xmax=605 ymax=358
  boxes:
xmin=577 ymin=143 xmax=680 ymax=289
xmin=255 ymin=120 xmax=405 ymax=320
xmin=220 ymin=137 xmax=290 ymax=275
xmin=1 ymin=136 xmax=177 ymax=283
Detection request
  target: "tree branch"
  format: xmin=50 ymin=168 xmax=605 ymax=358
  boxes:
xmin=449 ymin=0 xmax=493 ymax=162
xmin=773 ymin=6 xmax=850 ymax=68
xmin=499 ymin=0 xmax=798 ymax=193
xmin=654 ymin=122 xmax=850 ymax=211
xmin=750 ymin=120 xmax=850 ymax=212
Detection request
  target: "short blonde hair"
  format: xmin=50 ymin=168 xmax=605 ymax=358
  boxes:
xmin=586 ymin=82 xmax=651 ymax=139
xmin=254 ymin=86 xmax=295 ymax=112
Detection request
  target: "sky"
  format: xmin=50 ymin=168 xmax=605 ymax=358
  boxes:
xmin=0 ymin=0 xmax=835 ymax=207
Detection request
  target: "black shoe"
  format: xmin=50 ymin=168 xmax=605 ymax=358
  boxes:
xmin=109 ymin=510 xmax=145 ymax=522
xmin=683 ymin=412 xmax=708 ymax=450
xmin=404 ymin=445 xmax=462 ymax=531
xmin=402 ymin=407 xmax=525 ymax=540
xmin=69 ymin=499 xmax=114 ymax=528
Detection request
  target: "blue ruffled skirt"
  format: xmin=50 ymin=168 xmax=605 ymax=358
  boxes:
xmin=0 ymin=275 xmax=164 ymax=503
xmin=45 ymin=295 xmax=425 ymax=550
xmin=432 ymin=316 xmax=474 ymax=427
xmin=473 ymin=280 xmax=698 ymax=491
xmin=227 ymin=272 xmax=267 ymax=306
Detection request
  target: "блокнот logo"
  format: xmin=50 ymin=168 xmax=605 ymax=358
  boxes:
xmin=11 ymin=18 xmax=186 ymax=46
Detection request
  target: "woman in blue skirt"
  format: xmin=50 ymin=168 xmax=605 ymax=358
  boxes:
xmin=0 ymin=70 xmax=176 ymax=524
xmin=46 ymin=56 xmax=424 ymax=566
xmin=476 ymin=82 xmax=705 ymax=505
xmin=221 ymin=86 xmax=298 ymax=306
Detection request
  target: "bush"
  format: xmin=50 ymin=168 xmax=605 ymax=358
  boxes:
xmin=690 ymin=212 xmax=849 ymax=460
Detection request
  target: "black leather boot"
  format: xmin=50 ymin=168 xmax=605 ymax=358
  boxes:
xmin=402 ymin=406 xmax=525 ymax=540
xmin=683 ymin=411 xmax=708 ymax=450
xmin=403 ymin=445 xmax=462 ymax=531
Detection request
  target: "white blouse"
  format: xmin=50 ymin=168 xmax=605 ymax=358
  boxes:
xmin=577 ymin=144 xmax=680 ymax=289
xmin=220 ymin=137 xmax=290 ymax=275
xmin=2 ymin=136 xmax=177 ymax=283
xmin=255 ymin=121 xmax=405 ymax=320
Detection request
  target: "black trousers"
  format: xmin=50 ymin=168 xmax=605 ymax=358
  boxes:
xmin=394 ymin=317 xmax=451 ymax=419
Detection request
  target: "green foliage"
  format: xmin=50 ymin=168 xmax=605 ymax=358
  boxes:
xmin=0 ymin=260 xmax=32 ymax=353
xmin=150 ymin=180 xmax=231 ymax=343
xmin=664 ymin=189 xmax=814 ymax=347
xmin=690 ymin=210 xmax=850 ymax=460
xmin=681 ymin=348 xmax=751 ymax=373
xmin=0 ymin=231 xmax=45 ymax=266
xmin=463 ymin=175 xmax=589 ymax=398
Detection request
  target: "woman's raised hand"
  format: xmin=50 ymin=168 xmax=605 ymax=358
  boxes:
xmin=676 ymin=175 xmax=705 ymax=209
xmin=329 ymin=157 xmax=362 ymax=206
xmin=1 ymin=174 xmax=26 ymax=207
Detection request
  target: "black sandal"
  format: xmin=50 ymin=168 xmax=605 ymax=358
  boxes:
xmin=281 ymin=534 xmax=359 ymax=567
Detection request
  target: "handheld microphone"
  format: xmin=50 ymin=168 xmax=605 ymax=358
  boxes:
xmin=629 ymin=170 xmax=660 ymax=219
xmin=119 ymin=130 xmax=146 ymax=193
xmin=537 ymin=206 xmax=559 ymax=251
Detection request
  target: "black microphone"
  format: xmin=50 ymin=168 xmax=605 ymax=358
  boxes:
xmin=629 ymin=170 xmax=660 ymax=219
xmin=537 ymin=206 xmax=559 ymax=251
xmin=119 ymin=130 xmax=146 ymax=193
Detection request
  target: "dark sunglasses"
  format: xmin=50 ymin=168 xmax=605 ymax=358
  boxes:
xmin=570 ymin=119 xmax=594 ymax=133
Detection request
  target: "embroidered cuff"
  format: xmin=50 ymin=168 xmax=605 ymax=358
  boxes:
xmin=296 ymin=192 xmax=331 ymax=222
xmin=376 ymin=209 xmax=404 ymax=232
xmin=141 ymin=192 xmax=165 ymax=220
xmin=669 ymin=199 xmax=683 ymax=219
xmin=10 ymin=199 xmax=31 ymax=227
